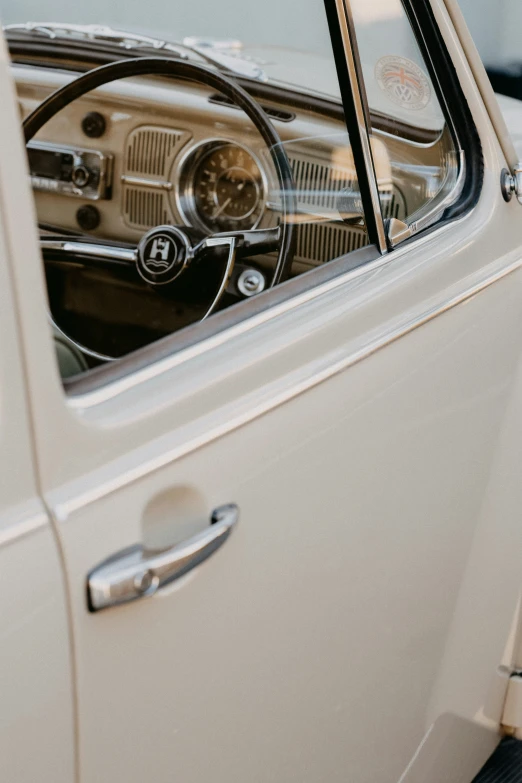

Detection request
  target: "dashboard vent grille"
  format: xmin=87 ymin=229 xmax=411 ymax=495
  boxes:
xmin=123 ymin=188 xmax=170 ymax=229
xmin=125 ymin=126 xmax=189 ymax=178
xmin=287 ymin=155 xmax=406 ymax=221
xmin=382 ymin=189 xmax=407 ymax=220
xmin=295 ymin=222 xmax=368 ymax=266
xmin=288 ymin=155 xmax=354 ymax=212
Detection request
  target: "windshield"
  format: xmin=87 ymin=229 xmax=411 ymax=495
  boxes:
xmin=1 ymin=0 xmax=331 ymax=52
xmin=1 ymin=0 xmax=340 ymax=94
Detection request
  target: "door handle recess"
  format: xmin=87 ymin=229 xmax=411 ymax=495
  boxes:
xmin=87 ymin=503 xmax=239 ymax=612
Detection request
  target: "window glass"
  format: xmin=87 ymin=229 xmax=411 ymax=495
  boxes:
xmin=0 ymin=0 xmax=464 ymax=383
xmin=351 ymin=0 xmax=462 ymax=233
xmin=1 ymin=0 xmax=388 ymax=380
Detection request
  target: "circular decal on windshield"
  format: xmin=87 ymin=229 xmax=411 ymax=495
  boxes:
xmin=375 ymin=56 xmax=431 ymax=111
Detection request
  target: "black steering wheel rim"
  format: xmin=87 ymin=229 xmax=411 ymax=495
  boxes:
xmin=23 ymin=56 xmax=297 ymax=287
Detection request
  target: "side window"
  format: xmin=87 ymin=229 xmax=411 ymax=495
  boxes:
xmin=3 ymin=1 xmax=383 ymax=382
xmin=2 ymin=0 xmax=466 ymax=386
xmin=350 ymin=0 xmax=462 ymax=235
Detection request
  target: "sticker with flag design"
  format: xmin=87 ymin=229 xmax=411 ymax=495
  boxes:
xmin=375 ymin=55 xmax=431 ymax=111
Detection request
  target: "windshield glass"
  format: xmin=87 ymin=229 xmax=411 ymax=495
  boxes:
xmin=1 ymin=0 xmax=341 ymax=97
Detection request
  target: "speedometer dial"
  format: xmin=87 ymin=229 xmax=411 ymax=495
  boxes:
xmin=178 ymin=141 xmax=265 ymax=233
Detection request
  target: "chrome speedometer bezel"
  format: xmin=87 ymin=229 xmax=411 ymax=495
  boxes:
xmin=175 ymin=138 xmax=268 ymax=234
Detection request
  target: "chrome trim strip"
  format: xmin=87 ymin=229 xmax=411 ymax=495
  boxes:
xmin=0 ymin=510 xmax=48 ymax=548
xmin=336 ymin=0 xmax=387 ymax=253
xmin=397 ymin=0 xmax=466 ymax=238
xmin=121 ymin=175 xmax=173 ymax=191
xmin=58 ymin=243 xmax=522 ymax=518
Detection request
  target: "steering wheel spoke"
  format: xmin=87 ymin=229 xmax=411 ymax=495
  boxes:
xmin=195 ymin=226 xmax=280 ymax=261
xmin=40 ymin=236 xmax=138 ymax=266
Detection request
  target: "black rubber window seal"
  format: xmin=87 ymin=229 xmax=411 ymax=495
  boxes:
xmin=400 ymin=0 xmax=484 ymax=222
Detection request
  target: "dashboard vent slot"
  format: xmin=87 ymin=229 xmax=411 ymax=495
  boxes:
xmin=287 ymin=155 xmax=406 ymax=220
xmin=208 ymin=94 xmax=296 ymax=122
xmin=288 ymin=155 xmax=354 ymax=212
xmin=295 ymin=222 xmax=368 ymax=266
xmin=125 ymin=126 xmax=189 ymax=178
xmin=123 ymin=187 xmax=170 ymax=229
xmin=381 ymin=189 xmax=407 ymax=220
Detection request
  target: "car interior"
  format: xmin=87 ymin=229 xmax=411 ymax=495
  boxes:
xmin=3 ymin=11 xmax=461 ymax=380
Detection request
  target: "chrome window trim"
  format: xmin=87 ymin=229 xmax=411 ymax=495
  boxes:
xmin=333 ymin=0 xmax=388 ymax=254
xmin=394 ymin=0 xmax=469 ymax=230
xmin=373 ymin=125 xmax=446 ymax=151
xmin=345 ymin=0 xmax=466 ymax=242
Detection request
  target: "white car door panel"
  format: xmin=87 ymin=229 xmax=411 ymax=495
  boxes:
xmin=51 ymin=261 xmax=521 ymax=783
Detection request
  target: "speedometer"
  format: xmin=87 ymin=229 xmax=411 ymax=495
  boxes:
xmin=178 ymin=141 xmax=266 ymax=233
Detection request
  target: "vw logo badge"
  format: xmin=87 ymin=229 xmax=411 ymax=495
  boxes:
xmin=137 ymin=226 xmax=191 ymax=285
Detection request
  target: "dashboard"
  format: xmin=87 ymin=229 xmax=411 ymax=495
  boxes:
xmin=14 ymin=63 xmax=410 ymax=276
xmin=8 ymin=59 xmax=457 ymax=369
xmin=14 ymin=62 xmax=453 ymax=284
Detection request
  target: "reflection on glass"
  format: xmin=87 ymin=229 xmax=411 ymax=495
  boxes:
xmin=351 ymin=0 xmax=461 ymax=232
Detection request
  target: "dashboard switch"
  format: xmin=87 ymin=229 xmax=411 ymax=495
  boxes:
xmin=237 ymin=268 xmax=266 ymax=297
xmin=82 ymin=111 xmax=106 ymax=138
xmin=72 ymin=165 xmax=90 ymax=188
xmin=76 ymin=205 xmax=101 ymax=231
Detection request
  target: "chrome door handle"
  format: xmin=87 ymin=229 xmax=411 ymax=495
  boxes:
xmin=87 ymin=504 xmax=239 ymax=612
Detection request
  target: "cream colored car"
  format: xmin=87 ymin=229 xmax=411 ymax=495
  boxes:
xmin=0 ymin=0 xmax=521 ymax=781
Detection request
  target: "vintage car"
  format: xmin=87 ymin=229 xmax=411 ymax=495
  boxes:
xmin=0 ymin=0 xmax=521 ymax=780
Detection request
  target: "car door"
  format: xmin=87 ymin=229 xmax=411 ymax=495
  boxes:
xmin=2 ymin=0 xmax=522 ymax=781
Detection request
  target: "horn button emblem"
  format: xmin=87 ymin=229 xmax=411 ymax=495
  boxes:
xmin=137 ymin=226 xmax=192 ymax=285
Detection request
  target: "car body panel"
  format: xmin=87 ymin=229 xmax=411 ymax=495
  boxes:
xmin=0 ymin=86 xmax=74 ymax=778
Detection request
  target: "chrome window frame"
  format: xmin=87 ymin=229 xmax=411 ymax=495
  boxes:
xmin=324 ymin=0 xmax=388 ymax=254
xmin=344 ymin=0 xmax=480 ymax=242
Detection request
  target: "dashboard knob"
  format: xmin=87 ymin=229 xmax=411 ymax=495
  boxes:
xmin=82 ymin=111 xmax=106 ymax=138
xmin=76 ymin=205 xmax=100 ymax=231
xmin=237 ymin=268 xmax=266 ymax=297
xmin=72 ymin=165 xmax=90 ymax=188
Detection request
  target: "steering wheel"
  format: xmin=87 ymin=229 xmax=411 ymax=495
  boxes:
xmin=23 ymin=57 xmax=297 ymax=363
